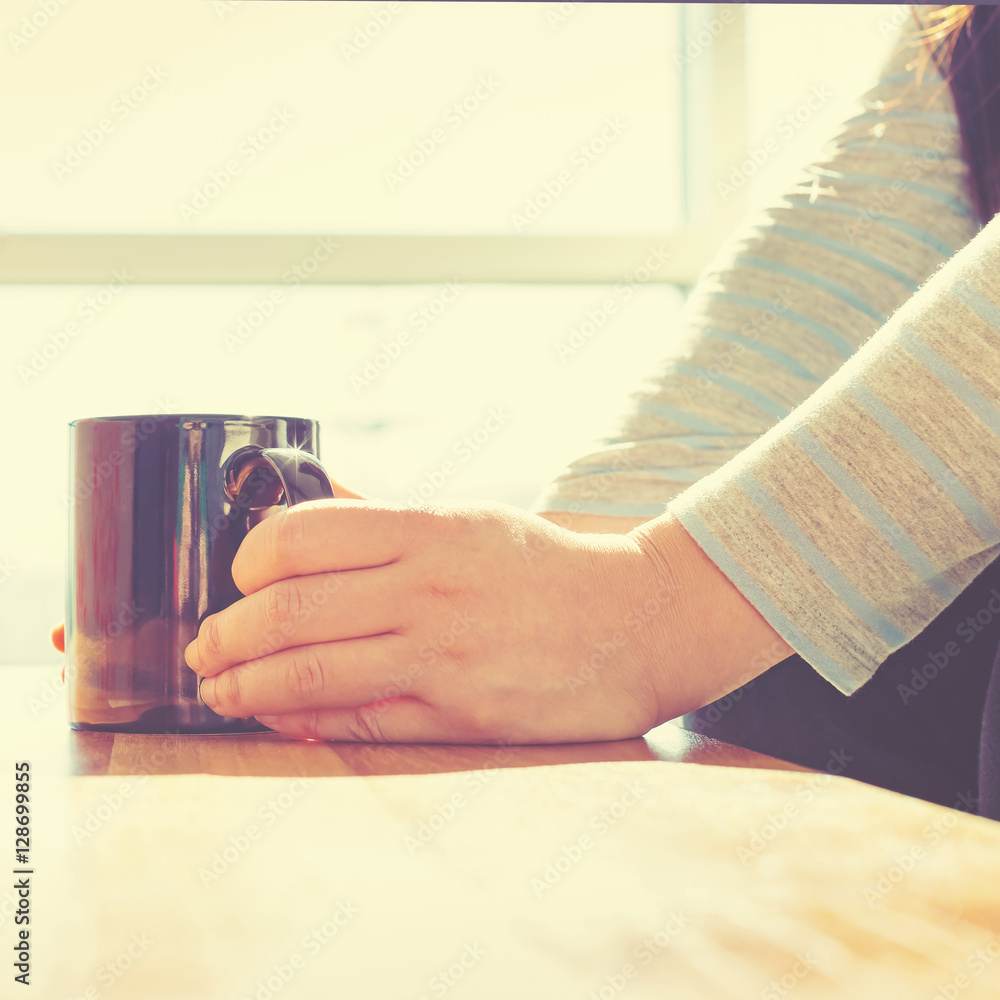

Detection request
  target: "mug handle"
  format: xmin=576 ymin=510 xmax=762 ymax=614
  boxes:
xmin=224 ymin=446 xmax=336 ymax=509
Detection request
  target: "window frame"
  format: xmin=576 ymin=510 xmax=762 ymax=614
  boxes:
xmin=0 ymin=4 xmax=747 ymax=287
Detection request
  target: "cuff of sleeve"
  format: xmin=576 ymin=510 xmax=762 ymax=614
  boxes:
xmin=671 ymin=494 xmax=878 ymax=697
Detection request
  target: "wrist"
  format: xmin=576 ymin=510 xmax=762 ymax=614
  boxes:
xmin=628 ymin=510 xmax=794 ymax=723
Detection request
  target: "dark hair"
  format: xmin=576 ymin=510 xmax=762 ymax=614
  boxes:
xmin=915 ymin=4 xmax=1000 ymax=224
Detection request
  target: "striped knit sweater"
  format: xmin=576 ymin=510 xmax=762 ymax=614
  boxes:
xmin=532 ymin=15 xmax=1000 ymax=694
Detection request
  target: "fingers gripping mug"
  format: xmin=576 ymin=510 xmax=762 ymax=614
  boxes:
xmin=65 ymin=414 xmax=336 ymax=733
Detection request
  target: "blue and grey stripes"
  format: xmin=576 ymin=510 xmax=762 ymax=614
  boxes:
xmin=534 ymin=13 xmax=1000 ymax=692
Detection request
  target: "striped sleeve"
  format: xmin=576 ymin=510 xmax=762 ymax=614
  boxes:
xmin=533 ymin=14 xmax=978 ymax=523
xmin=531 ymin=12 xmax=1000 ymax=692
xmin=670 ymin=223 xmax=1000 ymax=692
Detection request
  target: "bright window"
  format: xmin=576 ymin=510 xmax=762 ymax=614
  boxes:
xmin=0 ymin=3 xmax=909 ymax=664
xmin=1 ymin=0 xmax=680 ymax=234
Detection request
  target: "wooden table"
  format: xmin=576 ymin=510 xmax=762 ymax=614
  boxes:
xmin=7 ymin=664 xmax=1000 ymax=999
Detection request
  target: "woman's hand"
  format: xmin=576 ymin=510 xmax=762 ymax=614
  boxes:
xmin=46 ymin=477 xmax=368 ymax=670
xmin=184 ymin=499 xmax=677 ymax=744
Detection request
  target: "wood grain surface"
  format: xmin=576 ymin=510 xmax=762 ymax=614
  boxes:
xmin=6 ymin=665 xmax=999 ymax=1000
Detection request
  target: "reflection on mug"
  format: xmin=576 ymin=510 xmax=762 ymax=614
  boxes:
xmin=66 ymin=413 xmax=335 ymax=734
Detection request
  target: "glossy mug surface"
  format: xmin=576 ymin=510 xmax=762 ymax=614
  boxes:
xmin=66 ymin=413 xmax=336 ymax=733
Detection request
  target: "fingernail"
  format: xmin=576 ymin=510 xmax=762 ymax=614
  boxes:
xmin=199 ymin=676 xmax=216 ymax=705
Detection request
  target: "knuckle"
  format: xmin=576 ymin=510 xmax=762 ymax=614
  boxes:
xmin=284 ymin=648 xmax=327 ymax=698
xmin=454 ymin=698 xmax=495 ymax=739
xmin=421 ymin=578 xmax=462 ymax=602
xmin=262 ymin=582 xmax=302 ymax=632
xmin=350 ymin=704 xmax=388 ymax=743
xmin=408 ymin=562 xmax=467 ymax=606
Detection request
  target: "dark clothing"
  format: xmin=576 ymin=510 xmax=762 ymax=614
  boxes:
xmin=683 ymin=555 xmax=1000 ymax=820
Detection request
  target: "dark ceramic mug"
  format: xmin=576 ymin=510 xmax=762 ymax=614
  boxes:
xmin=65 ymin=413 xmax=335 ymax=733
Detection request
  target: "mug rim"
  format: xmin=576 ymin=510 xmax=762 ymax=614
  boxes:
xmin=69 ymin=413 xmax=318 ymax=427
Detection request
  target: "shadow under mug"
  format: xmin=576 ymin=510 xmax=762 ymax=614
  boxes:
xmin=66 ymin=413 xmax=336 ymax=734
